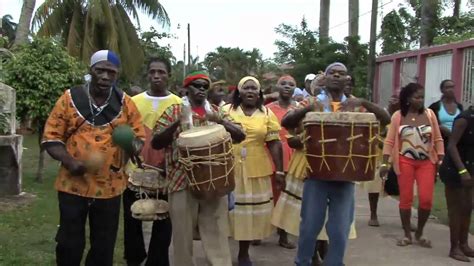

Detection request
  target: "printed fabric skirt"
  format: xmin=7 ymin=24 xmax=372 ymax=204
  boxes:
xmin=271 ymin=174 xmax=357 ymax=240
xmin=229 ymin=169 xmax=274 ymax=241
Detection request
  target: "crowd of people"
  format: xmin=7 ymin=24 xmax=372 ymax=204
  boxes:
xmin=41 ymin=50 xmax=474 ymax=266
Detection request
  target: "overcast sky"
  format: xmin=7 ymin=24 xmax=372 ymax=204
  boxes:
xmin=0 ymin=0 xmax=470 ymax=60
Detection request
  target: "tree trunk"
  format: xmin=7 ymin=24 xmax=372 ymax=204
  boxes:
xmin=319 ymin=0 xmax=330 ymax=43
xmin=348 ymin=0 xmax=359 ymax=37
xmin=35 ymin=122 xmax=45 ymax=183
xmin=36 ymin=149 xmax=45 ymax=183
xmin=453 ymin=0 xmax=460 ymax=18
xmin=367 ymin=0 xmax=378 ymax=101
xmin=420 ymin=0 xmax=438 ymax=48
xmin=12 ymin=0 xmax=36 ymax=48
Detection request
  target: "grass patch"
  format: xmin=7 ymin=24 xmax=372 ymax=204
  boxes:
xmin=0 ymin=134 xmax=126 ymax=265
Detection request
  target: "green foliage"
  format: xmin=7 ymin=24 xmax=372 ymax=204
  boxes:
xmin=345 ymin=36 xmax=369 ymax=98
xmin=140 ymin=27 xmax=175 ymax=61
xmin=380 ymin=2 xmax=473 ymax=52
xmin=434 ymin=12 xmax=474 ymax=44
xmin=124 ymin=27 xmax=175 ymax=89
xmin=380 ymin=11 xmax=408 ymax=54
xmin=33 ymin=0 xmax=170 ymax=81
xmin=379 ymin=6 xmax=423 ymax=53
xmin=0 ymin=92 xmax=9 ymax=135
xmin=203 ymin=47 xmax=265 ymax=85
xmin=1 ymin=15 xmax=17 ymax=47
xmin=170 ymin=60 xmax=186 ymax=91
xmin=273 ymin=19 xmax=368 ymax=97
xmin=3 ymin=38 xmax=85 ymax=130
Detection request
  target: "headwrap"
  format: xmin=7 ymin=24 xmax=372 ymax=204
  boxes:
xmin=277 ymin=75 xmax=296 ymax=85
xmin=325 ymin=62 xmax=347 ymax=75
xmin=237 ymin=76 xmax=261 ymax=93
xmin=211 ymin=80 xmax=226 ymax=89
xmin=304 ymin=73 xmax=317 ymax=82
xmin=90 ymin=50 xmax=120 ymax=68
xmin=183 ymin=71 xmax=211 ymax=88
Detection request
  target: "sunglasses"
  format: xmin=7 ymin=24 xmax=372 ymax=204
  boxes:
xmin=190 ymin=83 xmax=209 ymax=90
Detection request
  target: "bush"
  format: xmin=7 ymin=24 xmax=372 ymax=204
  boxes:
xmin=3 ymin=37 xmax=85 ymax=131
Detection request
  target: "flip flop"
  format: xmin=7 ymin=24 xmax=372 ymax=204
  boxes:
xmin=415 ymin=237 xmax=432 ymax=248
xmin=368 ymin=219 xmax=380 ymax=227
xmin=396 ymin=237 xmax=412 ymax=247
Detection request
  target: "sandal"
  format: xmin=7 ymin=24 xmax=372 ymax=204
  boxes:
xmin=415 ymin=237 xmax=432 ymax=248
xmin=396 ymin=237 xmax=412 ymax=247
xmin=368 ymin=219 xmax=380 ymax=227
xmin=279 ymin=239 xmax=296 ymax=249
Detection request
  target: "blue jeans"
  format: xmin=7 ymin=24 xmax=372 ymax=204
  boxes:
xmin=295 ymin=179 xmax=355 ymax=266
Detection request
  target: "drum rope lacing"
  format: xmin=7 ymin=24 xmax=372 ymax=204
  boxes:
xmin=179 ymin=136 xmax=235 ymax=191
xmin=128 ymin=168 xmax=169 ymax=221
xmin=304 ymin=120 xmax=380 ymax=174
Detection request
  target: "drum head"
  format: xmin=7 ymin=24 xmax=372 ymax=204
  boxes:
xmin=303 ymin=112 xmax=377 ymax=125
xmin=177 ymin=124 xmax=229 ymax=148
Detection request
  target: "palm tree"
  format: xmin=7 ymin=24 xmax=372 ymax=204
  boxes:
xmin=348 ymin=0 xmax=359 ymax=37
xmin=366 ymin=0 xmax=378 ymax=100
xmin=420 ymin=0 xmax=438 ymax=47
xmin=1 ymin=15 xmax=17 ymax=45
xmin=452 ymin=0 xmax=461 ymax=18
xmin=319 ymin=0 xmax=330 ymax=43
xmin=33 ymin=0 xmax=170 ymax=80
xmin=12 ymin=0 xmax=36 ymax=48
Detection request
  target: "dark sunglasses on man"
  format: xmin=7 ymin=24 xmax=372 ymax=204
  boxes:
xmin=190 ymin=82 xmax=209 ymax=90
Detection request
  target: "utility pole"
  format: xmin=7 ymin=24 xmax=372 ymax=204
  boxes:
xmin=183 ymin=43 xmax=187 ymax=79
xmin=187 ymin=23 xmax=191 ymax=68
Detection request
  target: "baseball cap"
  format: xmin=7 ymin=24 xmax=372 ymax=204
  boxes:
xmin=305 ymin=74 xmax=317 ymax=82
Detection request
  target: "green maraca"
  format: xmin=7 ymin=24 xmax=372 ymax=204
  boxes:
xmin=112 ymin=125 xmax=135 ymax=154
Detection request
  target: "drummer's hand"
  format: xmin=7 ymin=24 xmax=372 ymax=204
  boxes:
xmin=314 ymin=73 xmax=326 ymax=87
xmin=179 ymin=105 xmax=192 ymax=123
xmin=204 ymin=112 xmax=223 ymax=124
xmin=340 ymin=98 xmax=364 ymax=111
xmin=307 ymin=100 xmax=324 ymax=112
xmin=275 ymin=171 xmax=286 ymax=189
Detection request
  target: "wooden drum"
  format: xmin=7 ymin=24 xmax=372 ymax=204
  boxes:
xmin=177 ymin=124 xmax=235 ymax=200
xmin=303 ymin=112 xmax=380 ymax=182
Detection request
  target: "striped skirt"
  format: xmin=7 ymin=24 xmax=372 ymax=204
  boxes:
xmin=229 ymin=173 xmax=274 ymax=241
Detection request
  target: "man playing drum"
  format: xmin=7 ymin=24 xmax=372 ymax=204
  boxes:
xmin=152 ymin=71 xmax=245 ymax=266
xmin=282 ymin=62 xmax=390 ymax=266
xmin=123 ymin=57 xmax=181 ymax=266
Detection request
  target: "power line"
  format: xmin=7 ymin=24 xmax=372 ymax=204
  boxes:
xmin=328 ymin=0 xmax=394 ymax=30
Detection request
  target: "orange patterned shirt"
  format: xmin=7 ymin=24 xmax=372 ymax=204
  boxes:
xmin=42 ymin=87 xmax=145 ymax=199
